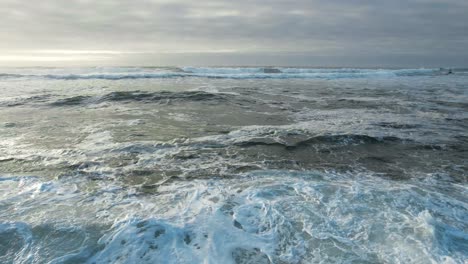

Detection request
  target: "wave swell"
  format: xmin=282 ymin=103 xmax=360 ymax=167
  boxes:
xmin=50 ymin=91 xmax=230 ymax=106
xmin=234 ymin=134 xmax=405 ymax=149
xmin=0 ymin=67 xmax=443 ymax=80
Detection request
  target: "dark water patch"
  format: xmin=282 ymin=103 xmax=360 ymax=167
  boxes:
xmin=295 ymin=134 xmax=404 ymax=146
xmin=429 ymin=100 xmax=468 ymax=110
xmin=229 ymin=135 xmax=467 ymax=181
xmin=235 ymin=134 xmax=407 ymax=149
xmin=228 ymin=165 xmax=264 ymax=174
xmin=232 ymin=247 xmax=271 ymax=264
xmin=453 ymin=135 xmax=468 ymax=143
xmin=413 ymin=144 xmax=446 ymax=151
xmin=127 ymin=170 xmax=157 ymax=177
xmin=50 ymin=95 xmax=93 ymax=106
xmin=323 ymin=99 xmax=386 ymax=110
xmin=445 ymin=118 xmax=468 ymax=122
xmin=2 ymin=122 xmax=16 ymax=128
xmin=263 ymin=68 xmax=281 ymax=73
xmin=99 ymin=90 xmax=225 ymax=102
xmin=170 ymin=67 xmax=187 ymax=73
xmin=173 ymin=152 xmax=200 ymax=160
xmin=113 ymin=143 xmax=174 ymax=155
xmin=234 ymin=138 xmax=289 ymax=148
xmin=411 ymin=143 xmax=468 ymax=153
xmin=5 ymin=102 xmax=25 ymax=107
xmin=445 ymin=118 xmax=468 ymax=129
xmin=447 ymin=144 xmax=468 ymax=153
xmin=359 ymin=156 xmax=395 ymax=163
xmin=375 ymin=122 xmax=422 ymax=129
xmin=0 ymin=73 xmax=23 ymax=78
xmin=49 ymin=91 xmax=233 ymax=107
xmin=2 ymin=94 xmax=53 ymax=107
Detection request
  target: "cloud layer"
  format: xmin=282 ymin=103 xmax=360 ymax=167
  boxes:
xmin=1 ymin=0 xmax=467 ymax=66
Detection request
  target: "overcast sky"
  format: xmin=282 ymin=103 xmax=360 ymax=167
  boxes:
xmin=1 ymin=0 xmax=467 ymax=67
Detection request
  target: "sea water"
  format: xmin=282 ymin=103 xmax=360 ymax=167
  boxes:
xmin=0 ymin=67 xmax=466 ymax=263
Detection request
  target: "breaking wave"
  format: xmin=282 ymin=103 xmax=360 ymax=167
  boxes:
xmin=0 ymin=67 xmax=443 ymax=80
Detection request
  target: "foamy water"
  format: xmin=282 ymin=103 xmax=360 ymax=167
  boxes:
xmin=0 ymin=67 xmax=467 ymax=263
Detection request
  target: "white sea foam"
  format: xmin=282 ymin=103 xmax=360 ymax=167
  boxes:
xmin=0 ymin=67 xmax=440 ymax=80
xmin=0 ymin=171 xmax=466 ymax=263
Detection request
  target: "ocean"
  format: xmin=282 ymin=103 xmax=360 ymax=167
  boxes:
xmin=0 ymin=67 xmax=467 ymax=263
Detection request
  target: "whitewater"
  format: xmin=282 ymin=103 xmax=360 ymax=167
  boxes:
xmin=0 ymin=67 xmax=466 ymax=263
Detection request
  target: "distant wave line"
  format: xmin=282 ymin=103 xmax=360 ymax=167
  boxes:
xmin=0 ymin=67 xmax=448 ymax=80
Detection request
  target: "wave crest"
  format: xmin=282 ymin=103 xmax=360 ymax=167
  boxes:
xmin=0 ymin=67 xmax=442 ymax=80
xmin=50 ymin=91 xmax=230 ymax=106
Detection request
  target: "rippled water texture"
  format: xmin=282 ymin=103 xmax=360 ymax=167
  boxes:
xmin=0 ymin=67 xmax=467 ymax=263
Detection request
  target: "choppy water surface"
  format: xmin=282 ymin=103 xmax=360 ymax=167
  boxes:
xmin=0 ymin=67 xmax=467 ymax=263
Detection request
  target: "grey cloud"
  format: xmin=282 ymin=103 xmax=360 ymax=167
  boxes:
xmin=0 ymin=0 xmax=467 ymax=66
